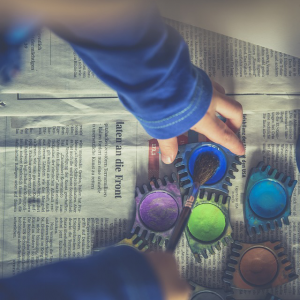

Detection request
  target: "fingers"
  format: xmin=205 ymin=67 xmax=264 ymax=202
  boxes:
xmin=211 ymin=80 xmax=225 ymax=94
xmin=158 ymin=81 xmax=244 ymax=162
xmin=145 ymin=252 xmax=190 ymax=300
xmin=193 ymin=114 xmax=245 ymax=155
xmin=213 ymin=90 xmax=243 ymax=133
xmin=157 ymin=137 xmax=178 ymax=164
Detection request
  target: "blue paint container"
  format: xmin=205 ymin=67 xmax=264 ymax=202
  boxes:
xmin=188 ymin=145 xmax=228 ymax=185
xmin=176 ymin=142 xmax=240 ymax=193
xmin=249 ymin=180 xmax=287 ymax=219
xmin=244 ymin=161 xmax=296 ymax=236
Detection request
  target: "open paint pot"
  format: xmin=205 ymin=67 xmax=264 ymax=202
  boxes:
xmin=189 ymin=281 xmax=233 ymax=300
xmin=131 ymin=173 xmax=182 ymax=246
xmin=244 ymin=161 xmax=296 ymax=236
xmin=176 ymin=142 xmax=240 ymax=193
xmin=249 ymin=180 xmax=287 ymax=219
xmin=239 ymin=247 xmax=278 ymax=286
xmin=185 ymin=191 xmax=232 ymax=261
xmin=188 ymin=203 xmax=226 ymax=243
xmin=139 ymin=191 xmax=179 ymax=232
xmin=223 ymin=241 xmax=298 ymax=289
xmin=188 ymin=144 xmax=227 ymax=185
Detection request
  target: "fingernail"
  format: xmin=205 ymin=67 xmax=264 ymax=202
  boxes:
xmin=161 ymin=155 xmax=174 ymax=164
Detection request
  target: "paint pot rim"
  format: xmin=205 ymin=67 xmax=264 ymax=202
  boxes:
xmin=188 ymin=144 xmax=227 ymax=185
xmin=239 ymin=246 xmax=278 ymax=287
xmin=248 ymin=179 xmax=287 ymax=219
xmin=138 ymin=191 xmax=179 ymax=232
xmin=187 ymin=203 xmax=227 ymax=243
xmin=191 ymin=291 xmax=223 ymax=300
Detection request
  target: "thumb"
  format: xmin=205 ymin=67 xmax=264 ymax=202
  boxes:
xmin=157 ymin=137 xmax=178 ymax=164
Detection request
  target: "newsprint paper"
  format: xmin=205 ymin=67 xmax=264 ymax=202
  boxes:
xmin=0 ymin=19 xmax=300 ymax=300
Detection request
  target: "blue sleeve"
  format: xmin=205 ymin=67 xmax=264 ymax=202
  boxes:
xmin=0 ymin=246 xmax=163 ymax=300
xmin=55 ymin=6 xmax=213 ymax=139
xmin=2 ymin=6 xmax=212 ymax=139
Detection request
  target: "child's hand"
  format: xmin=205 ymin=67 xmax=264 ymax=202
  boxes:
xmin=158 ymin=80 xmax=245 ymax=164
xmin=146 ymin=252 xmax=190 ymax=300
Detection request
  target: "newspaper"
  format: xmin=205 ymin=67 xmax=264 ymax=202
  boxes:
xmin=0 ymin=113 xmax=162 ymax=275
xmin=0 ymin=19 xmax=300 ymax=300
xmin=2 ymin=20 xmax=300 ymax=97
xmin=159 ymin=0 xmax=300 ymax=59
xmin=0 ymin=28 xmax=116 ymax=95
xmin=165 ymin=19 xmax=300 ymax=300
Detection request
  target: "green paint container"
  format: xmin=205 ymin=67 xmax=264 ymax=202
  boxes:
xmin=188 ymin=204 xmax=226 ymax=242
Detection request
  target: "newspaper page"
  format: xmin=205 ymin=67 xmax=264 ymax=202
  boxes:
xmin=164 ymin=20 xmax=300 ymax=300
xmin=228 ymin=111 xmax=300 ymax=300
xmin=159 ymin=0 xmax=300 ymax=59
xmin=157 ymin=113 xmax=300 ymax=300
xmin=2 ymin=109 xmax=299 ymax=300
xmin=0 ymin=18 xmax=300 ymax=300
xmin=166 ymin=18 xmax=300 ymax=97
xmin=0 ymin=28 xmax=116 ymax=95
xmin=0 ymin=94 xmax=128 ymax=117
xmin=0 ymin=112 xmax=156 ymax=276
xmin=2 ymin=19 xmax=300 ymax=98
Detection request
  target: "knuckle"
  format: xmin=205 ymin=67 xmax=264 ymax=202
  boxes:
xmin=161 ymin=144 xmax=173 ymax=152
xmin=221 ymin=127 xmax=234 ymax=145
xmin=235 ymin=101 xmax=243 ymax=115
xmin=158 ymin=140 xmax=176 ymax=152
xmin=231 ymin=101 xmax=243 ymax=126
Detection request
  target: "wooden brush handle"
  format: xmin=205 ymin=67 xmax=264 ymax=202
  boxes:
xmin=166 ymin=207 xmax=191 ymax=253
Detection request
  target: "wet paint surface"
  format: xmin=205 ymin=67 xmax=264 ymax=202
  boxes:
xmin=188 ymin=145 xmax=226 ymax=185
xmin=239 ymin=247 xmax=278 ymax=286
xmin=192 ymin=292 xmax=223 ymax=300
xmin=249 ymin=180 xmax=287 ymax=218
xmin=188 ymin=204 xmax=226 ymax=242
xmin=139 ymin=192 xmax=179 ymax=232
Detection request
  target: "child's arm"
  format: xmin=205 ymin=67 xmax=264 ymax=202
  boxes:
xmin=0 ymin=246 xmax=189 ymax=300
xmin=55 ymin=3 xmax=244 ymax=160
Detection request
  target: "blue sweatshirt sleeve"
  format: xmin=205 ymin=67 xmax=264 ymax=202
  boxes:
xmin=0 ymin=246 xmax=164 ymax=300
xmin=1 ymin=5 xmax=212 ymax=139
xmin=55 ymin=6 xmax=213 ymax=139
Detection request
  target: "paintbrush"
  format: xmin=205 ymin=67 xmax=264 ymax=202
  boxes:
xmin=166 ymin=153 xmax=219 ymax=252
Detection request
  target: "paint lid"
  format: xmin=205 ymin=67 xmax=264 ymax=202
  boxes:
xmin=188 ymin=204 xmax=226 ymax=242
xmin=239 ymin=247 xmax=278 ymax=286
xmin=191 ymin=292 xmax=223 ymax=300
xmin=139 ymin=191 xmax=179 ymax=232
xmin=249 ymin=179 xmax=287 ymax=219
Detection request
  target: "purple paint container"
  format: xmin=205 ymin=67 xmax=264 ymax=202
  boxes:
xmin=131 ymin=174 xmax=182 ymax=245
xmin=139 ymin=192 xmax=179 ymax=232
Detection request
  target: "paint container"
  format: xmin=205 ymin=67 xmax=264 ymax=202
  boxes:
xmin=175 ymin=142 xmax=240 ymax=193
xmin=223 ymin=241 xmax=298 ymax=290
xmin=244 ymin=161 xmax=296 ymax=236
xmin=189 ymin=281 xmax=234 ymax=300
xmin=185 ymin=190 xmax=233 ymax=261
xmin=131 ymin=173 xmax=182 ymax=246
